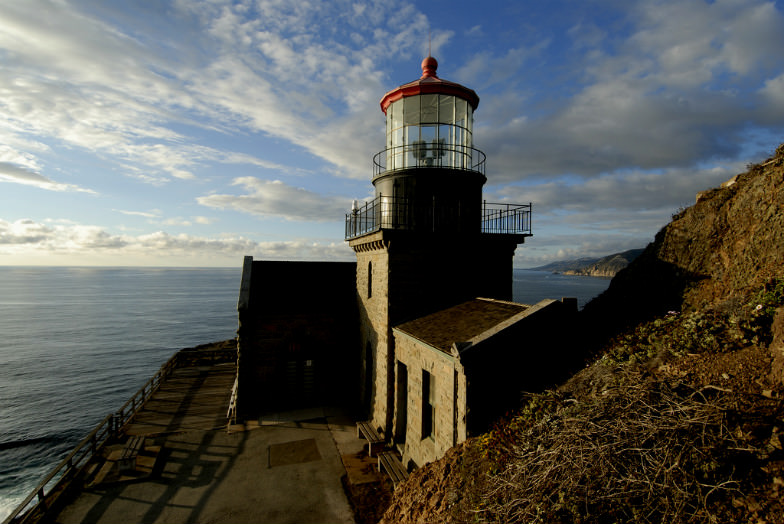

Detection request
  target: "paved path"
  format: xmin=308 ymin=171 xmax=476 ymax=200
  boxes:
xmin=51 ymin=364 xmax=363 ymax=524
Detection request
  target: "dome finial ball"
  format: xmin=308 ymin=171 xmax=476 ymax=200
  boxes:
xmin=421 ymin=56 xmax=438 ymax=78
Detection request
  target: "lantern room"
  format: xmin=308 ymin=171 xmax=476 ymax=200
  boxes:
xmin=379 ymin=56 xmax=480 ymax=173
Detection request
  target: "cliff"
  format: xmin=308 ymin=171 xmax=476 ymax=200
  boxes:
xmin=379 ymin=143 xmax=784 ymax=524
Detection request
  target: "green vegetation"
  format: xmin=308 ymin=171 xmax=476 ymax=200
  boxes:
xmin=602 ymin=278 xmax=784 ymax=365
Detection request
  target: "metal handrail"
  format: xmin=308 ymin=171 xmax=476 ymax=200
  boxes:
xmin=3 ymin=346 xmax=237 ymax=524
xmin=481 ymin=202 xmax=533 ymax=235
xmin=1 ymin=413 xmax=115 ymax=524
xmin=226 ymin=376 xmax=239 ymax=424
xmin=373 ymin=143 xmax=486 ymax=177
xmin=345 ymin=198 xmax=532 ymax=239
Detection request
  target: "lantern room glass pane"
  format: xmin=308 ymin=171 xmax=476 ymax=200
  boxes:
xmin=386 ymin=103 xmax=393 ymax=143
xmin=455 ymin=98 xmax=467 ymax=122
xmin=403 ymin=96 xmax=419 ymax=126
xmin=421 ymin=94 xmax=438 ymax=123
xmin=393 ymin=127 xmax=403 ymax=153
xmin=391 ymin=100 xmax=402 ymax=130
xmin=439 ymin=95 xmax=454 ymax=125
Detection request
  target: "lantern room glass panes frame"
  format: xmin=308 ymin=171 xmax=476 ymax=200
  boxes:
xmin=386 ymin=94 xmax=474 ymax=171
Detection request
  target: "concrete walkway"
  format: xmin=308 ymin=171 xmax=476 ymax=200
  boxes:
xmin=51 ymin=364 xmax=367 ymax=524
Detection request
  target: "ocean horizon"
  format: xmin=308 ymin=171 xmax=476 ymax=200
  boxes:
xmin=0 ymin=265 xmax=610 ymax=519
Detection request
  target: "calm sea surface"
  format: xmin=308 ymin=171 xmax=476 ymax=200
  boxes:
xmin=0 ymin=266 xmax=609 ymax=519
xmin=513 ymin=268 xmax=611 ymax=308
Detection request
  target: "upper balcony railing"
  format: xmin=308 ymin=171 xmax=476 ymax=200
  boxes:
xmin=345 ymin=197 xmax=532 ymax=240
xmin=373 ymin=142 xmax=486 ymax=178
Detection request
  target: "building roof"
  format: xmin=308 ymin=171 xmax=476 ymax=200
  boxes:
xmin=379 ymin=56 xmax=480 ymax=114
xmin=394 ymin=298 xmax=528 ymax=354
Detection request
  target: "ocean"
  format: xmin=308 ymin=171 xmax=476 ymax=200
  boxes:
xmin=512 ymin=269 xmax=612 ymax=309
xmin=0 ymin=266 xmax=609 ymax=520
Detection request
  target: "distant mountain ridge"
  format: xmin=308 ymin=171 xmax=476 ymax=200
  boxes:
xmin=531 ymin=248 xmax=644 ymax=277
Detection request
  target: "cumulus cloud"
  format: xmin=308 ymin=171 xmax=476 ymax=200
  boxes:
xmin=0 ymin=219 xmax=53 ymax=245
xmin=197 ymin=177 xmax=350 ymax=221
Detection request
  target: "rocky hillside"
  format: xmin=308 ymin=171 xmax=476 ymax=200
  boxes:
xmin=380 ymin=143 xmax=784 ymax=524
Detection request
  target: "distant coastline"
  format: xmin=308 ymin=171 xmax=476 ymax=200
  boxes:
xmin=527 ymin=248 xmax=644 ymax=278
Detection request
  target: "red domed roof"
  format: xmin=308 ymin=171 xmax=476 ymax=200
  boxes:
xmin=380 ymin=56 xmax=479 ymax=114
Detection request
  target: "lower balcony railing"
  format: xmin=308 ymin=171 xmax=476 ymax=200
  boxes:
xmin=345 ymin=197 xmax=532 ymax=239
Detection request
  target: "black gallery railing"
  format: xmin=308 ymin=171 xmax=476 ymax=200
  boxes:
xmin=345 ymin=197 xmax=532 ymax=239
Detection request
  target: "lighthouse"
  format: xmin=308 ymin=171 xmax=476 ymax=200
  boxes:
xmin=346 ymin=57 xmax=532 ymax=435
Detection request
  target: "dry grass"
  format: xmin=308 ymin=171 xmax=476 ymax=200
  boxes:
xmin=474 ymin=368 xmax=750 ymax=524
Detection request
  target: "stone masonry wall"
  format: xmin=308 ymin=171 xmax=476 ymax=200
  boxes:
xmin=394 ymin=331 xmax=463 ymax=468
xmin=355 ymin=244 xmax=392 ymax=434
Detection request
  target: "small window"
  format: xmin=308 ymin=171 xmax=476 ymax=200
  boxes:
xmin=422 ymin=369 xmax=435 ymax=439
xmin=367 ymin=261 xmax=372 ymax=299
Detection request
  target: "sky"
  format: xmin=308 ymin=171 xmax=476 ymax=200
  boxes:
xmin=1 ymin=0 xmax=783 ymax=268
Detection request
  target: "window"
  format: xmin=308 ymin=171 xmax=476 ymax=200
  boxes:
xmin=367 ymin=261 xmax=372 ymax=298
xmin=422 ymin=369 xmax=435 ymax=439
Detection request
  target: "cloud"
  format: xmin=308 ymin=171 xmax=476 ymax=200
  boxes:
xmin=115 ymin=209 xmax=161 ymax=218
xmin=0 ymin=219 xmax=53 ymax=245
xmin=0 ymin=218 xmax=353 ymax=263
xmin=0 ymin=0 xmax=437 ymax=188
xmin=472 ymin=0 xmax=784 ymax=182
xmin=116 ymin=210 xmax=217 ymax=227
xmin=0 ymin=0 xmax=324 ymax=186
xmin=0 ymin=162 xmax=96 ymax=193
xmin=489 ymin=163 xmax=741 ymax=215
xmin=629 ymin=0 xmax=784 ymax=82
xmin=197 ymin=178 xmax=350 ymax=221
